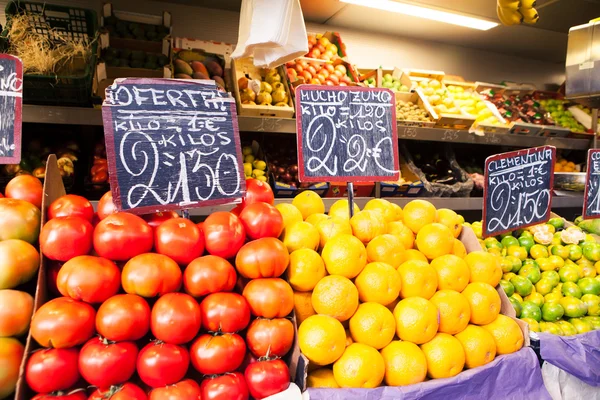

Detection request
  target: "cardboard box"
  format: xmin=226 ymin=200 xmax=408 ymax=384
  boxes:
xmin=395 ymin=88 xmax=437 ymax=128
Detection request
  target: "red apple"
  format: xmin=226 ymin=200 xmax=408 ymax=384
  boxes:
xmin=328 ymin=74 xmax=339 ymax=84
xmin=308 ymin=35 xmax=317 ymax=46
xmin=319 ymin=37 xmax=331 ymax=47
xmin=316 ymin=44 xmax=326 ymax=53
xmin=325 ymin=80 xmax=335 ymax=86
xmin=311 ymin=48 xmax=321 ymax=58
xmin=307 ymin=65 xmax=317 ymax=75
xmin=334 ymin=70 xmax=344 ymax=77
xmin=287 ymin=68 xmax=298 ymax=81
xmin=286 ymin=61 xmax=295 ymax=68
xmin=339 ymin=82 xmax=347 ymax=86
xmin=325 ymin=64 xmax=335 ymax=73
xmin=320 ymin=69 xmax=330 ymax=79
xmin=335 ymin=64 xmax=347 ymax=74
xmin=341 ymin=75 xmax=351 ymax=84
xmin=295 ymin=64 xmax=304 ymax=73
xmin=317 ymin=73 xmax=326 ymax=82
xmin=302 ymin=71 xmax=313 ymax=81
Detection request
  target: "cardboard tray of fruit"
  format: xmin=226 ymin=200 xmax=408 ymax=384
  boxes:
xmin=232 ymin=57 xmax=295 ymax=118
xmin=395 ymin=89 xmax=436 ymax=128
xmin=378 ymin=68 xmax=412 ymax=93
xmin=171 ymin=37 xmax=232 ymax=91
xmin=380 ymin=152 xmax=425 ymax=197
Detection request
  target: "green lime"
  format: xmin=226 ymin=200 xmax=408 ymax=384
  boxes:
xmin=551 ymin=244 xmax=570 ymax=260
xmin=520 ymin=301 xmax=542 ymax=322
xmin=503 ymin=272 xmax=516 ymax=281
xmin=535 ymin=279 xmax=554 ymax=296
xmin=552 ymin=233 xmax=562 ymax=246
xmin=540 ymin=321 xmax=564 ymax=335
xmin=583 ymin=234 xmax=597 ymax=244
xmin=510 ymin=275 xmax=533 ymax=297
xmin=556 ymin=320 xmax=578 ymax=335
xmin=530 ymin=244 xmax=549 ymax=259
xmin=561 ymin=282 xmax=583 ymax=298
xmin=581 ymin=294 xmax=600 ymax=316
xmin=485 ymin=237 xmax=501 ymax=248
xmin=568 ymin=318 xmax=593 ymax=334
xmin=542 ymin=302 xmax=565 ymax=322
xmin=500 ymin=258 xmax=514 ymax=273
xmin=541 ymin=271 xmax=560 ymax=286
xmin=518 ymin=264 xmax=541 ymax=284
xmin=583 ymin=315 xmax=600 ymax=330
xmin=520 ymin=231 xmax=534 ymax=239
xmin=500 ymin=279 xmax=515 ymax=297
xmin=536 ymin=258 xmax=554 ymax=272
xmin=506 ymin=245 xmax=527 ymax=261
xmin=501 ymin=236 xmax=519 ymax=249
xmin=560 ymin=297 xmax=588 ymax=318
xmin=545 ymin=292 xmax=563 ymax=304
xmin=581 ymin=264 xmax=597 ymax=278
xmin=525 ymin=292 xmax=545 ymax=308
xmin=509 ymin=297 xmax=522 ymax=317
xmin=583 ymin=243 xmax=600 ymax=262
xmin=559 ymin=265 xmax=581 ymax=283
xmin=574 ymin=216 xmax=584 ymax=225
xmin=578 ymin=277 xmax=600 ymax=295
xmin=521 ymin=317 xmax=541 ymax=332
xmin=518 ymin=236 xmax=534 ymax=253
xmin=547 ymin=218 xmax=565 ymax=231
xmin=505 ymin=255 xmax=523 ymax=273
xmin=567 ymin=244 xmax=583 ymax=261
xmin=548 ymin=255 xmax=565 ymax=270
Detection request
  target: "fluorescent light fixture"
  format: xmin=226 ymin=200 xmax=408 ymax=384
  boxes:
xmin=340 ymin=0 xmax=499 ymax=31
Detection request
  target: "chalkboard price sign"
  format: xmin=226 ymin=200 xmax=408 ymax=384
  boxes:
xmin=295 ymin=85 xmax=399 ymax=182
xmin=483 ymin=145 xmax=556 ymax=238
xmin=102 ymin=78 xmax=245 ymax=214
xmin=583 ymin=149 xmax=600 ymax=219
xmin=0 ymin=54 xmax=23 ymax=164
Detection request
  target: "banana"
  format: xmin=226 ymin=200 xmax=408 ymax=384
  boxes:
xmin=497 ymin=0 xmax=521 ymax=11
xmin=520 ymin=7 xmax=539 ymax=24
xmin=519 ymin=0 xmax=536 ymax=9
xmin=497 ymin=5 xmax=523 ymax=25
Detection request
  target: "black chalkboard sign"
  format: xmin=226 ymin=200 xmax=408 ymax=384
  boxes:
xmin=295 ymin=85 xmax=399 ymax=182
xmin=102 ymin=78 xmax=245 ymax=214
xmin=0 ymin=54 xmax=22 ymax=164
xmin=483 ymin=146 xmax=556 ymax=238
xmin=583 ymin=149 xmax=600 ymax=219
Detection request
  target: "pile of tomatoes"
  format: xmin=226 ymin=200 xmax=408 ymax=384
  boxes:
xmin=25 ymin=178 xmax=295 ymax=400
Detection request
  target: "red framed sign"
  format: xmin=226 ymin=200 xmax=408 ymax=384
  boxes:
xmin=0 ymin=54 xmax=23 ymax=164
xmin=583 ymin=148 xmax=600 ymax=220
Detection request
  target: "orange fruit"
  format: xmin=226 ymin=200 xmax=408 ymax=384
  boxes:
xmin=275 ymin=203 xmax=303 ymax=237
xmin=333 ymin=343 xmax=385 ymax=388
xmin=452 ymin=239 xmax=467 ymax=258
xmin=387 ymin=221 xmax=414 ymax=249
xmin=298 ymin=314 xmax=346 ymax=365
xmin=464 ymin=251 xmax=502 ymax=287
xmin=349 ymin=302 xmax=396 ymax=349
xmin=366 ymin=234 xmax=405 ymax=268
xmin=386 ymin=297 xmax=400 ymax=314
xmin=292 ymin=190 xmax=325 ymax=220
xmin=431 ymin=254 xmax=470 ymax=292
xmin=393 ymin=297 xmax=439 ymax=344
xmin=403 ymin=200 xmax=436 ymax=234
xmin=454 ymin=324 xmax=497 ymax=369
xmin=294 ymin=291 xmax=316 ymax=324
xmin=390 ymin=203 xmax=403 ymax=221
xmin=430 ymin=290 xmax=471 ymax=334
xmin=315 ymin=216 xmax=352 ymax=250
xmin=345 ymin=329 xmax=353 ymax=347
xmin=397 ymin=260 xmax=438 ymax=299
xmin=415 ymin=223 xmax=454 ymax=260
xmin=436 ymin=208 xmax=462 ymax=238
xmin=364 ymin=199 xmax=395 ymax=223
xmin=420 ymin=333 xmax=466 ymax=379
xmin=287 ymin=248 xmax=327 ymax=292
xmin=462 ymin=282 xmax=501 ymax=325
xmin=380 ymin=341 xmax=427 ymax=386
xmin=350 ymin=210 xmax=386 ymax=244
xmin=402 ymin=249 xmax=428 ymax=263
xmin=307 ymin=368 xmax=339 ymax=388
xmin=282 ymin=221 xmax=320 ymax=253
xmin=354 ymin=262 xmax=401 ymax=306
xmin=481 ymin=314 xmax=524 ymax=355
xmin=329 ymin=199 xmax=360 ymax=221
xmin=306 ymin=213 xmax=330 ymax=226
xmin=321 ymin=234 xmax=367 ymax=279
xmin=312 ymin=275 xmax=359 ymax=321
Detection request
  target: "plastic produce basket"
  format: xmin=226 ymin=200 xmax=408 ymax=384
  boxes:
xmin=2 ymin=1 xmax=98 ymax=106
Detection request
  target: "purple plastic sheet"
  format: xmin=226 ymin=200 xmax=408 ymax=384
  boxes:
xmin=539 ymin=330 xmax=600 ymax=387
xmin=307 ymin=347 xmax=550 ymax=400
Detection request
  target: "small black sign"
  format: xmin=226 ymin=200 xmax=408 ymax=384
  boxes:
xmin=295 ymin=85 xmax=399 ymax=182
xmin=584 ymin=149 xmax=600 ymax=219
xmin=102 ymin=78 xmax=245 ymax=214
xmin=483 ymin=145 xmax=556 ymax=237
xmin=0 ymin=54 xmax=22 ymax=164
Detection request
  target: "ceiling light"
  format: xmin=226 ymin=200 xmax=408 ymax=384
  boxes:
xmin=339 ymin=0 xmax=499 ymax=31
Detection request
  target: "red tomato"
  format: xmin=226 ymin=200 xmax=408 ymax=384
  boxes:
xmin=137 ymin=342 xmax=189 ymax=388
xmin=200 ymin=372 xmax=249 ymax=400
xmin=0 ymin=239 xmax=39 ymax=289
xmin=78 ymin=337 xmax=138 ymax=388
xmin=89 ymin=383 xmax=147 ymax=400
xmin=31 ymin=297 xmax=96 ymax=348
xmin=148 ymin=379 xmax=201 ymax=400
xmin=242 ymin=179 xmax=274 ymax=208
xmin=245 ymin=359 xmax=290 ymax=399
xmin=122 ymin=253 xmax=182 ymax=297
xmin=203 ymin=212 xmax=245 ymax=259
xmin=151 ymin=293 xmax=201 ymax=345
xmin=96 ymin=294 xmax=150 ymax=341
xmin=40 ymin=216 xmax=94 ymax=261
xmin=93 ymin=212 xmax=153 ymax=261
xmin=200 ymin=292 xmax=250 ymax=333
xmin=0 ymin=290 xmax=33 ymax=337
xmin=48 ymin=195 xmax=94 ymax=222
xmin=47 ymin=260 xmax=62 ymax=296
xmin=25 ymin=347 xmax=80 ymax=393
xmin=239 ymin=202 xmax=283 ymax=239
xmin=143 ymin=211 xmax=179 ymax=229
xmin=242 ymin=278 xmax=294 ymax=318
xmin=155 ymin=218 xmax=204 ymax=265
xmin=246 ymin=318 xmax=294 ymax=357
xmin=183 ymin=255 xmax=237 ymax=297
xmin=57 ymin=255 xmax=120 ymax=303
xmin=235 ymin=238 xmax=289 ymax=279
xmin=32 ymin=391 xmax=87 ymax=400
xmin=230 ymin=204 xmax=243 ymax=216
xmin=0 ymin=338 xmax=23 ymax=399
xmin=190 ymin=333 xmax=246 ymax=375
xmin=5 ymin=174 xmax=43 ymax=208
xmin=97 ymin=191 xmax=117 ymax=220
xmin=0 ymin=198 xmax=40 ymax=243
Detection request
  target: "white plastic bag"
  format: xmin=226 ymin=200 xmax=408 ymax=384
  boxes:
xmin=542 ymin=362 xmax=600 ymax=400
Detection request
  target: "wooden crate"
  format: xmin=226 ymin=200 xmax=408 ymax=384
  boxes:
xmin=395 ymin=89 xmax=436 ymax=128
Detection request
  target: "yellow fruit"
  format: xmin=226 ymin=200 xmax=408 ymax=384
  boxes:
xmin=393 ymin=297 xmax=439 ymax=344
xmin=402 ymin=249 xmax=428 ymax=263
xmin=430 ymin=290 xmax=471 ymax=335
xmin=350 ymin=210 xmax=386 ymax=244
xmin=292 ymin=190 xmax=325 ymax=220
xmin=397 ymin=260 xmax=438 ymax=299
xmin=333 ymin=343 xmax=385 ymax=388
xmin=288 ymin=248 xmax=327 ymax=292
xmin=349 ymin=302 xmax=396 ymax=349
xmin=364 ymin=198 xmax=395 ymax=223
xmin=366 ymin=234 xmax=405 ymax=268
xmin=294 ymin=291 xmax=316 ymax=324
xmin=453 ymin=239 xmax=467 ymax=258
xmin=465 ymin=251 xmax=502 ymax=287
xmin=315 ymin=216 xmax=352 ymax=250
xmin=282 ymin=221 xmax=320 ymax=253
xmin=462 ymin=282 xmax=501 ymax=325
xmin=454 ymin=324 xmax=496 ymax=369
xmin=355 ymin=262 xmax=401 ymax=305
xmin=403 ymin=200 xmax=437 ymax=234
xmin=321 ymin=234 xmax=367 ymax=279
xmin=307 ymin=368 xmax=339 ymax=388
xmin=329 ymin=199 xmax=360 ymax=221
xmin=298 ymin=314 xmax=346 ymax=365
xmin=390 ymin=203 xmax=403 ymax=221
xmin=416 ymin=223 xmax=454 ymax=260
xmin=436 ymin=208 xmax=462 ymax=238
xmin=420 ymin=333 xmax=465 ymax=379
xmin=380 ymin=341 xmax=427 ymax=386
xmin=481 ymin=314 xmax=524 ymax=355
xmin=387 ymin=221 xmax=415 ymax=249
xmin=312 ymin=275 xmax=359 ymax=321
xmin=306 ymin=213 xmax=330 ymax=226
xmin=431 ymin=254 xmax=470 ymax=292
xmin=275 ymin=203 xmax=303 ymax=236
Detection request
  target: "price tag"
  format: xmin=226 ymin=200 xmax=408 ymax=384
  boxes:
xmin=295 ymin=85 xmax=399 ymax=182
xmin=483 ymin=145 xmax=556 ymax=237
xmin=0 ymin=54 xmax=23 ymax=164
xmin=102 ymin=78 xmax=245 ymax=214
xmin=583 ymin=149 xmax=600 ymax=219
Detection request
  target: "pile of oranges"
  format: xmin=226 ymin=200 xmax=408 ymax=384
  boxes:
xmin=278 ymin=193 xmax=524 ymax=388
